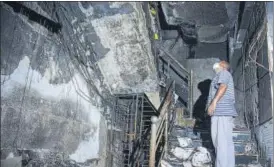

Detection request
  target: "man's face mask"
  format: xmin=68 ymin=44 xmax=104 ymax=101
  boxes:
xmin=213 ymin=63 xmax=222 ymax=73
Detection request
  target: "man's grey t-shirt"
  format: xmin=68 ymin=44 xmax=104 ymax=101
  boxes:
xmin=207 ymin=70 xmax=238 ymax=116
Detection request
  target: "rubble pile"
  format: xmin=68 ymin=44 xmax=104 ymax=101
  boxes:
xmin=161 ymin=126 xmax=213 ymax=167
xmin=161 ymin=125 xmax=265 ymax=167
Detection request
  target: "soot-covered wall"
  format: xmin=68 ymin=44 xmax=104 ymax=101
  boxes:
xmin=231 ymin=2 xmax=273 ymax=163
xmin=1 ymin=2 xmax=158 ymax=166
xmin=255 ymin=2 xmax=273 ymax=163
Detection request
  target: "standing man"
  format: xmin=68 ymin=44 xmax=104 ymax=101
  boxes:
xmin=207 ymin=61 xmax=238 ymax=167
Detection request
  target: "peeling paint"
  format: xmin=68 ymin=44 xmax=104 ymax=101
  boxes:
xmin=90 ymin=3 xmax=157 ymax=93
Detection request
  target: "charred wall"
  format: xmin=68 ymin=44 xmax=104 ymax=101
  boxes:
xmin=231 ymin=1 xmax=273 ymax=163
xmin=0 ymin=2 xmax=158 ymax=166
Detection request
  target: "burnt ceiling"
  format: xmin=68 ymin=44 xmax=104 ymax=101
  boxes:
xmin=159 ymin=2 xmax=240 ymax=43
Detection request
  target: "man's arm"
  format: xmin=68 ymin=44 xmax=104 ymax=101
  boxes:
xmin=212 ymin=84 xmax=227 ymax=104
xmin=206 ymin=89 xmax=212 ymax=111
xmin=208 ymin=70 xmax=230 ymax=116
xmin=208 ymin=84 xmax=227 ymax=116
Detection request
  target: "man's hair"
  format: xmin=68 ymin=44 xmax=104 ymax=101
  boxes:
xmin=219 ymin=61 xmax=230 ymax=70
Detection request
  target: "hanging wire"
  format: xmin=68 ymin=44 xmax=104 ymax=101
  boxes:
xmin=52 ymin=5 xmax=116 ymax=123
xmin=239 ymin=2 xmax=274 ymax=132
xmin=13 ymin=26 xmax=38 ymax=151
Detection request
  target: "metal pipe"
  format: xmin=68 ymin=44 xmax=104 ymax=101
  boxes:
xmin=167 ymin=60 xmax=170 ymax=78
xmin=243 ymin=46 xmax=249 ymax=129
xmin=140 ymin=96 xmax=144 ymax=137
xmin=156 ymin=115 xmax=165 ymax=136
xmin=164 ymin=112 xmax=168 ymax=154
xmin=189 ymin=70 xmax=193 ymax=119
xmin=149 ymin=116 xmax=158 ymax=167
xmin=135 ymin=94 xmax=138 ymax=137
xmin=156 ymin=123 xmax=165 ymax=148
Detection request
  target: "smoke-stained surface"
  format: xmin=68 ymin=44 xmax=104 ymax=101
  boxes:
xmin=1 ymin=2 xmax=158 ymax=165
xmin=1 ymin=1 xmax=273 ymax=166
xmin=160 ymin=2 xmax=239 ymax=43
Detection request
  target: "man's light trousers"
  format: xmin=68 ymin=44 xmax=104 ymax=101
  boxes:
xmin=211 ymin=116 xmax=235 ymax=167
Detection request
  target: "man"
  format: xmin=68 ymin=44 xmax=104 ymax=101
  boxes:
xmin=207 ymin=61 xmax=238 ymax=167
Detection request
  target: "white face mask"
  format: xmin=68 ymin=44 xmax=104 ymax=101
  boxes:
xmin=213 ymin=63 xmax=221 ymax=73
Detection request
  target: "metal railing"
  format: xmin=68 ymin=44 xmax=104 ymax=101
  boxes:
xmin=156 ymin=44 xmax=193 ymax=118
xmin=108 ymin=93 xmax=159 ymax=167
xmin=149 ymin=81 xmax=176 ymax=167
xmin=109 ymin=82 xmax=179 ymax=167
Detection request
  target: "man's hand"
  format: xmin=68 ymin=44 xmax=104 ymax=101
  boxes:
xmin=208 ymin=100 xmax=217 ymax=116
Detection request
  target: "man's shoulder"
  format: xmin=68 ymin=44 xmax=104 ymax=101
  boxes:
xmin=219 ymin=70 xmax=232 ymax=77
xmin=221 ymin=70 xmax=231 ymax=74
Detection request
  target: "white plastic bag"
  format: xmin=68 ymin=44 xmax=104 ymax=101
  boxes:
xmin=177 ymin=137 xmax=193 ymax=148
xmin=171 ymin=147 xmax=194 ymax=160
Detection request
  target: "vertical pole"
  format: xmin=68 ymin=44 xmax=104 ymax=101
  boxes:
xmin=242 ymin=46 xmax=249 ymax=129
xmin=164 ymin=112 xmax=168 ymax=154
xmin=139 ymin=96 xmax=144 ymax=137
xmin=188 ymin=74 xmax=191 ymax=118
xmin=135 ymin=94 xmax=139 ymax=137
xmin=189 ymin=70 xmax=193 ymax=119
xmin=109 ymin=98 xmax=117 ymax=166
xmin=272 ymin=64 xmax=274 ymax=167
xmin=167 ymin=60 xmax=170 ymax=79
xmin=149 ymin=116 xmax=158 ymax=167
